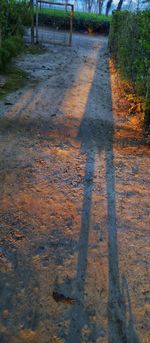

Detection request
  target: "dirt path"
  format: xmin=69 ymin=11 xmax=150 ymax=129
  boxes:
xmin=0 ymin=34 xmax=149 ymax=343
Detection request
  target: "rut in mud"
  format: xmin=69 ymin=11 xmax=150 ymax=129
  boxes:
xmin=0 ymin=34 xmax=149 ymax=343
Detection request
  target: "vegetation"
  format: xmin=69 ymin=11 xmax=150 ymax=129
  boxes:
xmin=109 ymin=10 xmax=150 ymax=125
xmin=0 ymin=67 xmax=28 ymax=99
xmin=60 ymin=0 xmax=150 ymax=16
xmin=0 ymin=36 xmax=25 ymax=71
xmin=0 ymin=0 xmax=31 ymax=70
xmin=38 ymin=9 xmax=111 ymax=34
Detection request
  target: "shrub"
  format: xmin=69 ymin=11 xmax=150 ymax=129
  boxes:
xmin=0 ymin=1 xmax=31 ymax=70
xmin=0 ymin=36 xmax=24 ymax=70
xmin=0 ymin=0 xmax=31 ymax=39
xmin=109 ymin=10 xmax=150 ymax=125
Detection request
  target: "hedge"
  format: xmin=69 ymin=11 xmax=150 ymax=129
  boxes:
xmin=0 ymin=36 xmax=25 ymax=71
xmin=109 ymin=10 xmax=150 ymax=125
xmin=0 ymin=0 xmax=31 ymax=70
xmin=38 ymin=9 xmax=111 ymax=34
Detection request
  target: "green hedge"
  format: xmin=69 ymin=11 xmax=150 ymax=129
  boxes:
xmin=109 ymin=10 xmax=150 ymax=125
xmin=38 ymin=9 xmax=111 ymax=34
xmin=0 ymin=0 xmax=31 ymax=39
xmin=0 ymin=0 xmax=31 ymax=70
xmin=0 ymin=36 xmax=24 ymax=71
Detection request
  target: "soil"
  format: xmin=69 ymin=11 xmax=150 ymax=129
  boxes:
xmin=0 ymin=33 xmax=149 ymax=343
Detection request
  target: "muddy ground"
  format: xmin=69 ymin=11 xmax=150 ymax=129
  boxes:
xmin=0 ymin=33 xmax=150 ymax=343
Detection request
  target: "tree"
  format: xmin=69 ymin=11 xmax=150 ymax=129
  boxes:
xmin=106 ymin=0 xmax=113 ymax=15
xmin=98 ymin=0 xmax=104 ymax=14
xmin=116 ymin=0 xmax=124 ymax=10
xmin=86 ymin=0 xmax=94 ymax=12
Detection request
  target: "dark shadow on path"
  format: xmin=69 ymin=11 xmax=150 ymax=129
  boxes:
xmin=65 ymin=48 xmax=140 ymax=343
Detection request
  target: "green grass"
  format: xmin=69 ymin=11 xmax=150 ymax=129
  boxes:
xmin=40 ymin=8 xmax=111 ymax=22
xmin=0 ymin=67 xmax=28 ymax=100
xmin=0 ymin=43 xmax=46 ymax=100
xmin=26 ymin=45 xmax=47 ymax=55
xmin=0 ymin=36 xmax=25 ymax=71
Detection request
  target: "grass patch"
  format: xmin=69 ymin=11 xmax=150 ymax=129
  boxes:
xmin=40 ymin=8 xmax=111 ymax=22
xmin=0 ymin=44 xmax=44 ymax=100
xmin=26 ymin=45 xmax=47 ymax=55
xmin=0 ymin=67 xmax=28 ymax=100
xmin=0 ymin=36 xmax=25 ymax=71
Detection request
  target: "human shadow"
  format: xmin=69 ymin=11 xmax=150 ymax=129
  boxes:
xmin=64 ymin=47 xmax=140 ymax=342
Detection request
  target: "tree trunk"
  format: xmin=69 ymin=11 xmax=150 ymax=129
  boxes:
xmin=87 ymin=0 xmax=93 ymax=12
xmin=106 ymin=0 xmax=113 ymax=15
xmin=116 ymin=0 xmax=124 ymax=10
xmin=98 ymin=0 xmax=104 ymax=14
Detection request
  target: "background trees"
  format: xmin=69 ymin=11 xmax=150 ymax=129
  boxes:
xmin=74 ymin=0 xmax=150 ymax=14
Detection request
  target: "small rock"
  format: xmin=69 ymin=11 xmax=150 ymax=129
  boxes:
xmin=3 ymin=309 xmax=9 ymax=319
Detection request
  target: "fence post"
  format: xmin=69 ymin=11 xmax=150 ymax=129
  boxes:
xmin=0 ymin=28 xmax=1 ymax=49
xmin=69 ymin=5 xmax=74 ymax=47
xmin=0 ymin=28 xmax=1 ymax=68
xmin=36 ymin=0 xmax=39 ymax=44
